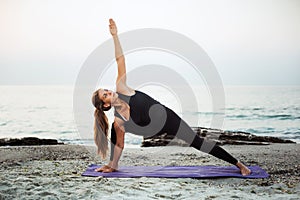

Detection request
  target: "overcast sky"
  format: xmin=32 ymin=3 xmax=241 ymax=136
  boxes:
xmin=0 ymin=0 xmax=299 ymax=85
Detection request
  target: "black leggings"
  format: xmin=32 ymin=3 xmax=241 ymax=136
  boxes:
xmin=109 ymin=111 xmax=238 ymax=166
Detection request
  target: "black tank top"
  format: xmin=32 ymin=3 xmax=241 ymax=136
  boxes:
xmin=114 ymin=90 xmax=161 ymax=127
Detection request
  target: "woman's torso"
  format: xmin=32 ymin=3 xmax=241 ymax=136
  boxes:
xmin=115 ymin=90 xmax=159 ymax=125
xmin=114 ymin=90 xmax=181 ymax=137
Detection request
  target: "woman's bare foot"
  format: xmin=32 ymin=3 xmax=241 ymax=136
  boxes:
xmin=95 ymin=165 xmax=111 ymax=172
xmin=236 ymin=161 xmax=251 ymax=176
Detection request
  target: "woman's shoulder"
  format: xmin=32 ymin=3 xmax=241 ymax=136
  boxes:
xmin=116 ymin=82 xmax=136 ymax=96
xmin=116 ymin=87 xmax=136 ymax=96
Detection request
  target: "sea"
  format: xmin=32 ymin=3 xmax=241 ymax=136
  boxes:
xmin=0 ymin=85 xmax=299 ymax=147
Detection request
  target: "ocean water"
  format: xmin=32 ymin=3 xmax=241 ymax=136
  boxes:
xmin=0 ymin=85 xmax=299 ymax=146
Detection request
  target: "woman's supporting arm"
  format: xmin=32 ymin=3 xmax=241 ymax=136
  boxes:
xmin=109 ymin=119 xmax=125 ymax=171
xmin=109 ymin=122 xmax=117 ymax=162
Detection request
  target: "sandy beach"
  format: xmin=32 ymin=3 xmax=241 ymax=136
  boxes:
xmin=0 ymin=144 xmax=299 ymax=199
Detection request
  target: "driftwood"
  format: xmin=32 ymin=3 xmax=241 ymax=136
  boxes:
xmin=141 ymin=127 xmax=295 ymax=147
xmin=0 ymin=137 xmax=64 ymax=146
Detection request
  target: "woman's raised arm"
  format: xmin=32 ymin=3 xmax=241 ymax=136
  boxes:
xmin=109 ymin=19 xmax=127 ymax=85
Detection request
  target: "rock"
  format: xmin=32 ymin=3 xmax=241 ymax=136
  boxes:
xmin=141 ymin=127 xmax=295 ymax=147
xmin=0 ymin=137 xmax=64 ymax=146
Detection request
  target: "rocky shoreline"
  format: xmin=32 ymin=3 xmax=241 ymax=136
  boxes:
xmin=0 ymin=127 xmax=295 ymax=148
xmin=0 ymin=137 xmax=63 ymax=146
xmin=142 ymin=127 xmax=295 ymax=147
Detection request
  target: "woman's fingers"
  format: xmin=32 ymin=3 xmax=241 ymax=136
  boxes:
xmin=95 ymin=165 xmax=110 ymax=172
xmin=94 ymin=165 xmax=117 ymax=173
xmin=109 ymin=18 xmax=116 ymax=30
xmin=102 ymin=167 xmax=117 ymax=173
xmin=109 ymin=18 xmax=115 ymax=24
xmin=109 ymin=19 xmax=116 ymax=27
xmin=95 ymin=167 xmax=103 ymax=172
xmin=108 ymin=18 xmax=117 ymax=35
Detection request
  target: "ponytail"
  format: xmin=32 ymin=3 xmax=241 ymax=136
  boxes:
xmin=94 ymin=108 xmax=109 ymax=159
xmin=92 ymin=90 xmax=111 ymax=159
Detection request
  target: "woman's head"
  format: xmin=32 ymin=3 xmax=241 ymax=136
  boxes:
xmin=92 ymin=88 xmax=114 ymax=159
xmin=92 ymin=89 xmax=115 ymax=111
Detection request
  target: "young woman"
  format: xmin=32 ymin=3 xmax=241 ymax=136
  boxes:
xmin=91 ymin=19 xmax=251 ymax=175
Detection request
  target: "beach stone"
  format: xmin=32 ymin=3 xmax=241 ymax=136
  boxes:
xmin=0 ymin=137 xmax=64 ymax=146
xmin=141 ymin=126 xmax=295 ymax=147
xmin=95 ymin=176 xmax=103 ymax=182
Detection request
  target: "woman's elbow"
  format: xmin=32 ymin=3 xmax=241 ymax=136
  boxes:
xmin=116 ymin=142 xmax=124 ymax=149
xmin=116 ymin=55 xmax=125 ymax=63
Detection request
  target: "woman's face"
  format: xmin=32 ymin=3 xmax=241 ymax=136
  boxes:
xmin=98 ymin=89 xmax=118 ymax=107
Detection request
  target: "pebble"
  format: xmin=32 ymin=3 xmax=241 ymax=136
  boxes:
xmin=95 ymin=176 xmax=104 ymax=182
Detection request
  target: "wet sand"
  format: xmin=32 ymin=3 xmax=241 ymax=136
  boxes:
xmin=0 ymin=144 xmax=299 ymax=199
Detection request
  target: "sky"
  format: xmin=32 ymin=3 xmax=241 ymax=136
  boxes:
xmin=0 ymin=0 xmax=299 ymax=85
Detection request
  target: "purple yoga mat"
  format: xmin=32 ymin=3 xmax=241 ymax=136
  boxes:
xmin=82 ymin=165 xmax=269 ymax=179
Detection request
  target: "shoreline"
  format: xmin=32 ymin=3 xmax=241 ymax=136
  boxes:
xmin=0 ymin=144 xmax=299 ymax=199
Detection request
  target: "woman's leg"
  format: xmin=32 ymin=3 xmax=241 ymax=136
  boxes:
xmin=163 ymin=108 xmax=251 ymax=175
xmin=164 ymin=108 xmax=238 ymax=165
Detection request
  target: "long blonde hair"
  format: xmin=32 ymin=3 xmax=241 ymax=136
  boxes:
xmin=91 ymin=89 xmax=111 ymax=159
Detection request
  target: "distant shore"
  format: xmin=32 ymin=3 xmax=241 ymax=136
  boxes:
xmin=0 ymin=144 xmax=299 ymax=199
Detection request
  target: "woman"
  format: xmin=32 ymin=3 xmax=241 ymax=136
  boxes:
xmin=91 ymin=19 xmax=251 ymax=175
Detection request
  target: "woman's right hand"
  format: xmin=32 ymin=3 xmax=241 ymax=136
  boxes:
xmin=102 ymin=167 xmax=118 ymax=173
xmin=109 ymin=18 xmax=118 ymax=36
xmin=95 ymin=165 xmax=110 ymax=172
